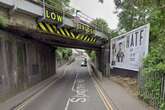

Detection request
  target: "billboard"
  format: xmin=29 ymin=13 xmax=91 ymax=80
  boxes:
xmin=110 ymin=24 xmax=150 ymax=71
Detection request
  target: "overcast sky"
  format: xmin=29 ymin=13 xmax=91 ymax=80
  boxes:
xmin=70 ymin=0 xmax=119 ymax=30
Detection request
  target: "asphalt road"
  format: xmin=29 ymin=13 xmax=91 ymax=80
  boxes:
xmin=21 ymin=57 xmax=108 ymax=110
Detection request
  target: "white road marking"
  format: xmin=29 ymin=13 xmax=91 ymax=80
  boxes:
xmin=64 ymin=98 xmax=71 ymax=110
xmin=13 ymin=66 xmax=70 ymax=110
xmin=64 ymin=72 xmax=78 ymax=110
xmin=13 ymin=79 xmax=58 ymax=110
xmin=65 ymin=71 xmax=89 ymax=110
xmin=72 ymin=73 xmax=78 ymax=91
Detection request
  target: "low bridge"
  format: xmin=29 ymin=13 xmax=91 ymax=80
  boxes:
xmin=0 ymin=0 xmax=111 ymax=97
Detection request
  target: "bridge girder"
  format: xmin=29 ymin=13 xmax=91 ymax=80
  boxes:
xmin=3 ymin=25 xmax=102 ymax=50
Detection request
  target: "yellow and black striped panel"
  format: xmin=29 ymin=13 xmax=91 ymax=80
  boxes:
xmin=36 ymin=22 xmax=97 ymax=44
xmin=93 ymin=38 xmax=97 ymax=44
xmin=83 ymin=36 xmax=88 ymax=41
xmin=70 ymin=32 xmax=76 ymax=39
xmin=37 ymin=22 xmax=60 ymax=35
xmin=45 ymin=23 xmax=54 ymax=34
xmin=59 ymin=28 xmax=66 ymax=37
xmin=79 ymin=35 xmax=84 ymax=40
xmin=84 ymin=36 xmax=89 ymax=42
xmin=86 ymin=37 xmax=90 ymax=42
xmin=76 ymin=34 xmax=81 ymax=40
xmin=52 ymin=25 xmax=61 ymax=35
xmin=89 ymin=38 xmax=93 ymax=43
xmin=90 ymin=38 xmax=95 ymax=44
xmin=64 ymin=29 xmax=71 ymax=37
xmin=37 ymin=22 xmax=49 ymax=33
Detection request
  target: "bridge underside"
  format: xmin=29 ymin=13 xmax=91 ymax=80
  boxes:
xmin=0 ymin=0 xmax=111 ymax=102
xmin=3 ymin=25 xmax=102 ymax=51
xmin=0 ymin=26 xmax=110 ymax=101
xmin=2 ymin=24 xmax=110 ymax=75
xmin=4 ymin=25 xmax=110 ymax=75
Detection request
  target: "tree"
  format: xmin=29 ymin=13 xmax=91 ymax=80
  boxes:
xmin=114 ymin=0 xmax=165 ymax=32
xmin=45 ymin=0 xmax=70 ymax=10
xmin=114 ymin=0 xmax=147 ymax=31
xmin=91 ymin=18 xmax=110 ymax=35
xmin=109 ymin=30 xmax=119 ymax=38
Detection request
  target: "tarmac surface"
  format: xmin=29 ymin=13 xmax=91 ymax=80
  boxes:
xmin=2 ymin=56 xmax=152 ymax=110
xmin=21 ymin=57 xmax=108 ymax=110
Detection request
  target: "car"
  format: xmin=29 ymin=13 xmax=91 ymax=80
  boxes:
xmin=81 ymin=58 xmax=87 ymax=67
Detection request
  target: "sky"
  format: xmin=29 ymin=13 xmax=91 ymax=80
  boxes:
xmin=70 ymin=0 xmax=119 ymax=30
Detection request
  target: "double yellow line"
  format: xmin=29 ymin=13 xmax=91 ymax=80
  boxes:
xmin=90 ymin=74 xmax=113 ymax=110
xmin=95 ymin=83 xmax=113 ymax=110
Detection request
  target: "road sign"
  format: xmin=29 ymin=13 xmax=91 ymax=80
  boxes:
xmin=45 ymin=9 xmax=63 ymax=24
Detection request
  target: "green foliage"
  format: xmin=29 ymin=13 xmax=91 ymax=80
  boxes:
xmin=90 ymin=18 xmax=110 ymax=36
xmin=86 ymin=50 xmax=96 ymax=61
xmin=46 ymin=0 xmax=70 ymax=6
xmin=160 ymin=103 xmax=165 ymax=110
xmin=142 ymin=38 xmax=165 ymax=109
xmin=0 ymin=16 xmax=7 ymax=28
xmin=115 ymin=0 xmax=149 ymax=31
xmin=90 ymin=51 xmax=96 ymax=61
xmin=109 ymin=30 xmax=119 ymax=38
xmin=56 ymin=47 xmax=72 ymax=60
xmin=45 ymin=0 xmax=70 ymax=11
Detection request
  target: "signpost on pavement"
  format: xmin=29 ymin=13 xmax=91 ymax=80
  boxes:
xmin=110 ymin=24 xmax=150 ymax=71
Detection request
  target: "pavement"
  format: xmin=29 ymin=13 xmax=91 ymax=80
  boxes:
xmin=93 ymin=76 xmax=153 ymax=110
xmin=0 ymin=56 xmax=151 ymax=110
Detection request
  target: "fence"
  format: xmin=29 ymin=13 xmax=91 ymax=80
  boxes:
xmin=138 ymin=67 xmax=165 ymax=109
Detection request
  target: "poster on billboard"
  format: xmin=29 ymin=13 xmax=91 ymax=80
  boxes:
xmin=110 ymin=24 xmax=150 ymax=71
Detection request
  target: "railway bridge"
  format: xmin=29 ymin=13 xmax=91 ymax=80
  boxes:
xmin=0 ymin=0 xmax=110 ymax=100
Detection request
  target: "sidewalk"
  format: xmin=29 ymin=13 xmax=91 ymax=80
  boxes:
xmin=99 ymin=78 xmax=154 ymax=110
xmin=0 ymin=64 xmax=68 ymax=110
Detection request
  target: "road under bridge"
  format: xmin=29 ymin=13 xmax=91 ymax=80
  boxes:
xmin=0 ymin=0 xmax=111 ymax=108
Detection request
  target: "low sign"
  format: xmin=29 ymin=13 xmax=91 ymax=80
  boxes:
xmin=110 ymin=24 xmax=150 ymax=71
xmin=45 ymin=9 xmax=63 ymax=24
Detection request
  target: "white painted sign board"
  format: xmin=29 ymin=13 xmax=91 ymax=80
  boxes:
xmin=110 ymin=24 xmax=150 ymax=71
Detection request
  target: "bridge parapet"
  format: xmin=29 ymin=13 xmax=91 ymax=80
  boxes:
xmin=0 ymin=0 xmax=108 ymax=45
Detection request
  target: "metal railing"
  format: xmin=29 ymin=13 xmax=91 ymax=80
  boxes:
xmin=29 ymin=0 xmax=107 ymax=35
xmin=138 ymin=67 xmax=165 ymax=109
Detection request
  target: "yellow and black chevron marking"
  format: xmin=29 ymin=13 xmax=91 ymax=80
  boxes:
xmin=70 ymin=32 xmax=76 ymax=39
xmin=64 ymin=29 xmax=71 ymax=38
xmin=36 ymin=22 xmax=97 ymax=44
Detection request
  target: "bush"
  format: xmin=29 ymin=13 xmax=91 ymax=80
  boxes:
xmin=0 ymin=16 xmax=7 ymax=28
xmin=90 ymin=51 xmax=96 ymax=61
xmin=141 ymin=40 xmax=165 ymax=108
xmin=56 ymin=47 xmax=72 ymax=61
xmin=86 ymin=50 xmax=96 ymax=61
xmin=160 ymin=103 xmax=165 ymax=110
